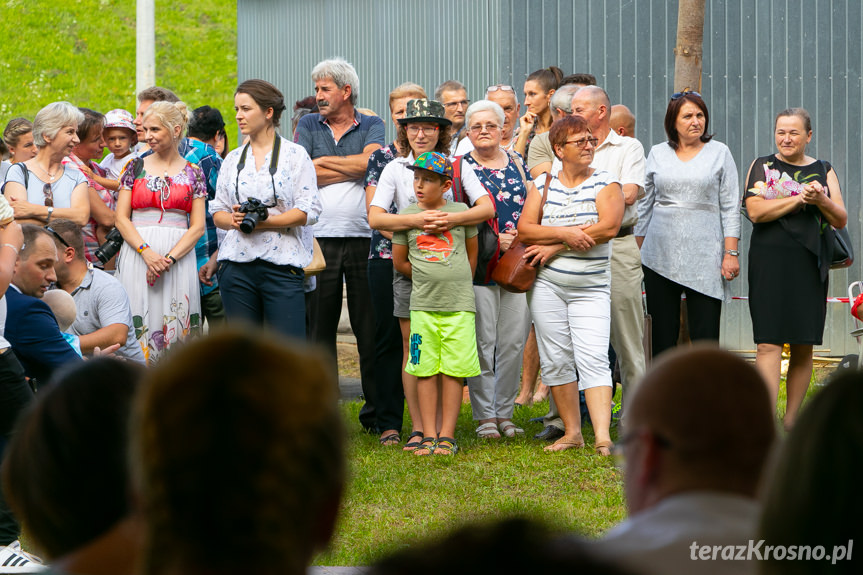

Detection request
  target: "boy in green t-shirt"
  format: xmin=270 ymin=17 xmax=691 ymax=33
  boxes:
xmin=392 ymin=152 xmax=479 ymax=456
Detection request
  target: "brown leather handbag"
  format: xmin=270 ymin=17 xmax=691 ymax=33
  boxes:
xmin=491 ymin=176 xmax=550 ymax=293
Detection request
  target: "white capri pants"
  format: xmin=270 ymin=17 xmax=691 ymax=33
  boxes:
xmin=527 ymin=278 xmax=613 ymax=390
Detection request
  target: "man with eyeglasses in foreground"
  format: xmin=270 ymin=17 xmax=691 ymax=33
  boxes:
xmin=589 ymin=344 xmax=775 ymax=575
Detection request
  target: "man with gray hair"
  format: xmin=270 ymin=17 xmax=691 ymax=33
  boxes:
xmin=294 ymin=58 xmax=385 ymax=434
xmin=435 ymin=80 xmax=469 ymax=154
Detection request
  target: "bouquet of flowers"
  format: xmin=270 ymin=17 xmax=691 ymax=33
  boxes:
xmin=748 ymin=163 xmax=805 ymax=199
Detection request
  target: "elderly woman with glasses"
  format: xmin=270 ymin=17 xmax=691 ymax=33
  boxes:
xmin=518 ymin=115 xmax=624 ymax=454
xmin=368 ymin=98 xmax=494 ymax=451
xmin=3 ymin=102 xmax=90 ymax=227
xmin=635 ymin=90 xmax=740 ymax=358
xmin=461 ymin=100 xmax=533 ymax=439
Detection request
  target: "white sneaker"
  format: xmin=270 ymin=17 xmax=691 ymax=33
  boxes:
xmin=0 ymin=541 xmax=45 ymax=573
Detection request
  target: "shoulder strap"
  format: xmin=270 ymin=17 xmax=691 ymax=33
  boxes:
xmin=506 ymin=149 xmax=528 ymax=185
xmin=18 ymin=162 xmax=29 ymax=189
xmin=537 ymin=173 xmax=551 ymax=222
xmin=452 ymin=155 xmax=464 ymax=204
xmin=2 ymin=162 xmax=29 ymax=194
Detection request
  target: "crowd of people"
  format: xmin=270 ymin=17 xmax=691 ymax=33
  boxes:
xmin=0 ymin=56 xmax=854 ymax=569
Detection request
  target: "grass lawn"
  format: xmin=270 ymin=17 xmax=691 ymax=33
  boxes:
xmin=317 ymin=344 xmax=834 ymax=566
xmin=0 ymin=1 xmax=239 ymax=147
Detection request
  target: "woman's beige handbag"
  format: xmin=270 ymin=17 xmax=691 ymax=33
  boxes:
xmin=304 ymin=238 xmax=326 ymax=276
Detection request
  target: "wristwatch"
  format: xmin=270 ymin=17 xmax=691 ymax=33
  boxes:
xmin=725 ymin=249 xmax=739 ymax=257
xmin=46 ymin=206 xmax=54 ymax=222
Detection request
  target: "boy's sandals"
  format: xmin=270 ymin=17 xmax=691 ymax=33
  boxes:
xmin=498 ymin=419 xmax=524 ymax=437
xmin=544 ymin=436 xmax=586 ymax=452
xmin=594 ymin=440 xmax=614 ymax=456
xmin=413 ymin=437 xmax=437 ymax=456
xmin=403 ymin=431 xmax=424 ymax=452
xmin=434 ymin=437 xmax=458 ymax=456
xmin=476 ymin=422 xmax=501 ymax=439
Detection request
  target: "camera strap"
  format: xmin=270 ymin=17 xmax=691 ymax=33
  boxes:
xmin=234 ymin=131 xmax=280 ymax=206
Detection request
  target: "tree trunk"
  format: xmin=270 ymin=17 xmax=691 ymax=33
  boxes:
xmin=673 ymin=0 xmax=706 ymax=92
xmin=674 ymin=0 xmax=706 ymax=346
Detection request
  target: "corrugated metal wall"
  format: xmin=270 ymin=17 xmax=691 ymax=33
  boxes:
xmin=238 ymin=0 xmax=862 ymax=356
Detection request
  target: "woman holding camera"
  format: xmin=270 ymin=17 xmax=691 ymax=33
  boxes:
xmin=115 ymin=101 xmax=206 ymax=364
xmin=211 ymin=79 xmax=321 ymax=339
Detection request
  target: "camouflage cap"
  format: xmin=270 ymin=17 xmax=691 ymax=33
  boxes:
xmin=406 ymin=152 xmax=453 ymax=180
xmin=397 ymin=99 xmax=452 ymax=127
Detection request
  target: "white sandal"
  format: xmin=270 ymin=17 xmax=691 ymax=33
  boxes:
xmin=476 ymin=422 xmax=501 ymax=438
xmin=498 ymin=419 xmax=524 ymax=437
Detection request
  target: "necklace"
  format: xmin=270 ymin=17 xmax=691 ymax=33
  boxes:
xmin=35 ymin=160 xmax=57 ymax=182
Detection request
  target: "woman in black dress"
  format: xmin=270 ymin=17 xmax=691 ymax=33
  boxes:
xmin=744 ymin=108 xmax=847 ymax=429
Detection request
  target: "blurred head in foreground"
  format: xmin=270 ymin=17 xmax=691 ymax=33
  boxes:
xmin=2 ymin=358 xmax=144 ymax=569
xmin=623 ymin=344 xmax=776 ymax=514
xmin=758 ymin=369 xmax=863 ymax=575
xmin=132 ymin=329 xmax=345 ymax=575
xmin=370 ymin=517 xmax=636 ymax=575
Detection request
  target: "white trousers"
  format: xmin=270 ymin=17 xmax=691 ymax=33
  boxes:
xmin=467 ymin=285 xmax=531 ymax=420
xmin=528 ymin=278 xmax=612 ymax=390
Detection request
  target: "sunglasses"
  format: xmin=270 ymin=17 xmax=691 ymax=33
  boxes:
xmin=43 ymin=183 xmax=54 ymax=208
xmin=487 ymin=85 xmax=515 ymax=93
xmin=670 ymin=89 xmax=702 ymax=100
xmin=44 ymin=225 xmax=70 ymax=249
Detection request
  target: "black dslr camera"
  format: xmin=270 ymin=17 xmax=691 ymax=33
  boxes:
xmin=94 ymin=228 xmax=124 ymax=264
xmin=237 ymin=197 xmax=273 ymax=234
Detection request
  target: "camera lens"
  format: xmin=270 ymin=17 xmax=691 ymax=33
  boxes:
xmin=240 ymin=211 xmax=261 ymax=234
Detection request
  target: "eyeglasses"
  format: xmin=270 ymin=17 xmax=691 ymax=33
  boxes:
xmin=442 ymin=99 xmax=470 ymax=110
xmin=564 ymin=137 xmax=599 ymax=149
xmin=612 ymin=430 xmax=672 ymax=470
xmin=44 ymin=225 xmax=70 ymax=249
xmin=487 ymin=85 xmax=515 ymax=93
xmin=406 ymin=125 xmax=440 ymax=136
xmin=43 ymin=183 xmax=54 ymax=208
xmin=670 ymin=89 xmax=702 ymax=100
xmin=468 ymin=123 xmax=501 ymax=135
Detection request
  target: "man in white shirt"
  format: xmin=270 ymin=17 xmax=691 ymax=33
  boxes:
xmin=590 ymin=345 xmax=776 ymax=575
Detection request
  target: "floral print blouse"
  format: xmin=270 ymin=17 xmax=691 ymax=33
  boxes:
xmin=463 ymin=149 xmax=531 ymax=234
xmin=364 ymin=142 xmax=399 ymax=260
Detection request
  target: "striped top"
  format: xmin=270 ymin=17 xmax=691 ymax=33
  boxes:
xmin=534 ymin=169 xmax=619 ymax=289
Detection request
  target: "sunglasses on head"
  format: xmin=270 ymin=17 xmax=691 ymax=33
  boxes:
xmin=43 ymin=183 xmax=54 ymax=208
xmin=487 ymin=85 xmax=515 ymax=93
xmin=44 ymin=225 xmax=70 ymax=249
xmin=670 ymin=89 xmax=702 ymax=101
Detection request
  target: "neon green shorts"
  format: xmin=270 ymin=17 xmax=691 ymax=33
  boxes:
xmin=405 ymin=310 xmax=481 ymax=378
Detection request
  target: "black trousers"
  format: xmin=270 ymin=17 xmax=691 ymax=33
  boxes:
xmin=219 ymin=259 xmax=306 ymax=340
xmin=307 ymin=238 xmax=377 ymax=431
xmin=367 ymin=258 xmax=405 ymax=433
xmin=643 ymin=265 xmax=722 ymax=358
xmin=0 ymin=350 xmax=30 ymax=545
